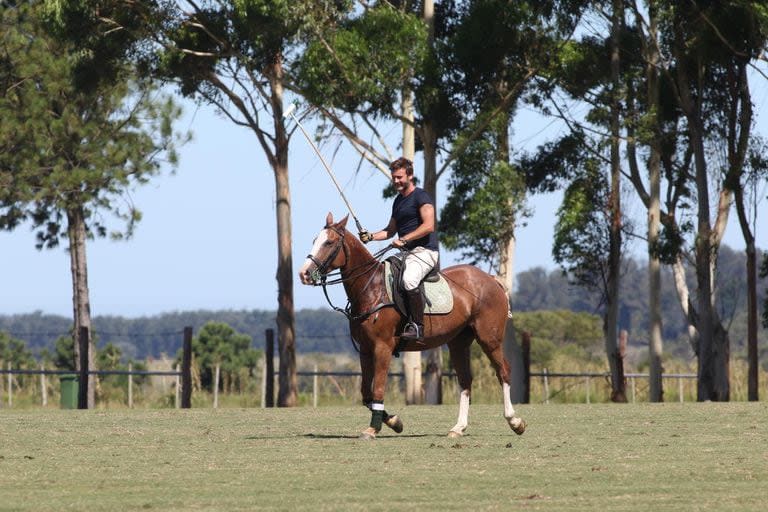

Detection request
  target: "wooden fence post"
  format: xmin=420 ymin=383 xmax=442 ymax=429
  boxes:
xmin=585 ymin=376 xmax=590 ymax=404
xmin=424 ymin=349 xmax=443 ymax=405
xmin=543 ymin=368 xmax=550 ymax=404
xmin=175 ymin=365 xmax=180 ymax=409
xmin=7 ymin=362 xmax=11 ymax=408
xmin=213 ymin=364 xmax=220 ymax=409
xmin=128 ymin=362 xmax=133 ymax=408
xmin=41 ymin=364 xmax=47 ymax=407
xmin=522 ymin=331 xmax=531 ymax=404
xmin=181 ymin=327 xmax=192 ymax=408
xmin=78 ymin=326 xmax=89 ymax=409
xmin=265 ymin=329 xmax=275 ymax=408
xmin=313 ymin=364 xmax=318 ymax=408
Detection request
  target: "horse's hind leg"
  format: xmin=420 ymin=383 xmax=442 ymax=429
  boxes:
xmin=474 ymin=323 xmax=526 ymax=435
xmin=447 ymin=330 xmax=474 ymax=438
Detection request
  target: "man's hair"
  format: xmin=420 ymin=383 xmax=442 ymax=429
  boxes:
xmin=389 ymin=157 xmax=413 ymax=176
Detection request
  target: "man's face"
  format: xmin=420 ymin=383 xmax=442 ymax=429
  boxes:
xmin=391 ymin=167 xmax=411 ymax=193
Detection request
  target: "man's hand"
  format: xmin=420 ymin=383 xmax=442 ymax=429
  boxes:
xmin=359 ymin=230 xmax=373 ymax=244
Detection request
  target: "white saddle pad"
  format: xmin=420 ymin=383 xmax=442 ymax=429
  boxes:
xmin=384 ymin=261 xmax=453 ymax=314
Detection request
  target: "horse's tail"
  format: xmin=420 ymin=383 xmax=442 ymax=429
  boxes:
xmin=493 ymin=276 xmax=513 ymax=319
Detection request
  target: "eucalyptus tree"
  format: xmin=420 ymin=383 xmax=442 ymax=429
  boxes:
xmin=143 ymin=0 xmax=353 ymax=406
xmin=439 ymin=0 xmax=582 ymax=287
xmin=653 ymin=0 xmax=767 ymax=401
xmin=468 ymin=0 xmax=635 ymax=400
xmin=437 ymin=0 xmax=583 ymax=401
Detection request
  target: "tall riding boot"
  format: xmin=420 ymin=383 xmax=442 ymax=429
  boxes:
xmin=401 ymin=289 xmax=425 ymax=341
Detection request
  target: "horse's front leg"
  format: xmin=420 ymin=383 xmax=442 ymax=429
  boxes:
xmin=359 ymin=343 xmax=395 ymax=440
xmin=359 ymin=344 xmax=402 ymax=437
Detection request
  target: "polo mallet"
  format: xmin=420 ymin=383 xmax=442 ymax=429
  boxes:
xmin=283 ymin=103 xmax=367 ymax=235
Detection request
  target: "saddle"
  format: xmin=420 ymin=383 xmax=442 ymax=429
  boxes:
xmin=384 ymin=256 xmax=453 ymax=316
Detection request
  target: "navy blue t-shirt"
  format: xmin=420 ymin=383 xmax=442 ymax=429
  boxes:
xmin=391 ymin=187 xmax=439 ymax=251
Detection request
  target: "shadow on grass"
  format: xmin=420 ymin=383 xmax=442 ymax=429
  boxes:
xmin=242 ymin=433 xmax=434 ymax=440
xmin=302 ymin=433 xmax=433 ymax=439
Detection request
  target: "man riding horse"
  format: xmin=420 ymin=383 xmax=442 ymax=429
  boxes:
xmin=358 ymin=157 xmax=438 ymax=342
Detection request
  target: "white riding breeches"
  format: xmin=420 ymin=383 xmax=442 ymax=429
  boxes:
xmin=401 ymin=247 xmax=439 ymax=291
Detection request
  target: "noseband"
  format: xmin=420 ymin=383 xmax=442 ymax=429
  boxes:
xmin=307 ymin=226 xmax=348 ymax=279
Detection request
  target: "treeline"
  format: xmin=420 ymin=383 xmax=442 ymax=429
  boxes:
xmin=0 ymin=309 xmax=350 ymax=360
xmin=516 ymin=245 xmax=767 ymax=362
xmin=1 ymin=245 xmax=765 ymax=364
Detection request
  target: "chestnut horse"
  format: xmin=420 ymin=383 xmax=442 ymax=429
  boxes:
xmin=299 ymin=213 xmax=526 ymax=440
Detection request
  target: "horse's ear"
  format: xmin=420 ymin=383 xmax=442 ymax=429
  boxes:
xmin=337 ymin=214 xmax=349 ymax=229
xmin=325 ymin=212 xmax=334 ymax=227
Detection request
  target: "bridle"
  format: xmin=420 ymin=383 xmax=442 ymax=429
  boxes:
xmin=306 ymin=225 xmax=348 ymax=283
xmin=306 ymin=225 xmax=394 ymax=322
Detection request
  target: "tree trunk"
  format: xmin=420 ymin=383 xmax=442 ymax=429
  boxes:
xmin=67 ymin=205 xmax=96 ymax=408
xmin=420 ymin=0 xmax=441 ymax=401
xmin=270 ymin=63 xmax=297 ymax=407
xmin=401 ymin=86 xmax=422 ymax=405
xmin=729 ymin=63 xmax=757 ymax=400
xmin=672 ymin=22 xmax=729 ymax=401
xmin=422 ymin=121 xmax=442 ymax=405
xmin=646 ymin=2 xmax=664 ymax=402
xmin=606 ymin=0 xmax=626 ymax=403
xmin=730 ymin=162 xmax=757 ymax=402
xmin=499 ymin=235 xmax=525 ymax=403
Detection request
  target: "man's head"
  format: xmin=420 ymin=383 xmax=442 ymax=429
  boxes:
xmin=389 ymin=157 xmax=414 ymax=195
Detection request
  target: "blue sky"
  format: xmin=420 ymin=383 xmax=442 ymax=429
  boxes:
xmin=1 ymin=96 xmax=766 ymax=318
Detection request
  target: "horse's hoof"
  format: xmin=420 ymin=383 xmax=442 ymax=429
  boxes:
xmin=447 ymin=430 xmax=463 ymax=439
xmin=384 ymin=415 xmax=403 ymax=434
xmin=358 ymin=428 xmax=377 ymax=440
xmin=511 ymin=418 xmax=526 ymax=435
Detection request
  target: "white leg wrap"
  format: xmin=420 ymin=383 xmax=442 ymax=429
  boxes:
xmin=449 ymin=388 xmax=471 ymax=435
xmin=503 ymin=383 xmax=522 ymax=429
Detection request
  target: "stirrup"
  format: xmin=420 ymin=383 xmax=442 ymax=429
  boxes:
xmin=400 ymin=322 xmax=423 ymax=341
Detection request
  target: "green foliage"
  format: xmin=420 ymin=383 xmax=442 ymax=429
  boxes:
xmin=95 ymin=341 xmax=149 ymax=404
xmin=513 ymin=310 xmax=603 ymax=368
xmin=440 ymin=130 xmax=527 ymax=266
xmin=519 ymin=133 xmax=591 ymax=193
xmin=188 ymin=321 xmax=261 ymax=392
xmin=552 ymin=164 xmax=609 ymax=291
xmin=296 ymin=5 xmax=428 ymax=112
xmin=0 ymin=2 xmax=186 ymax=248
xmin=0 ymin=331 xmax=36 ymax=369
xmin=446 ymin=0 xmax=582 ymax=110
xmin=53 ymin=336 xmax=76 ymax=371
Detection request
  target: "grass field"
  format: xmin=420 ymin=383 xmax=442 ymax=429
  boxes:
xmin=1 ymin=402 xmax=767 ymax=511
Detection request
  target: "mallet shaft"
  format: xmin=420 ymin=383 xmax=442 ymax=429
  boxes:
xmin=283 ymin=104 xmax=365 ymax=233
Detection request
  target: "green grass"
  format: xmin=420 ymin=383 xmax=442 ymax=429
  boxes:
xmin=1 ymin=403 xmax=767 ymax=511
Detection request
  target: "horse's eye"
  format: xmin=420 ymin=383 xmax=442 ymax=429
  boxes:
xmin=323 ymin=240 xmax=334 ymax=247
